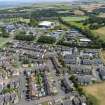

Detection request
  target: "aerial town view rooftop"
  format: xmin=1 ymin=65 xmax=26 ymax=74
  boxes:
xmin=0 ymin=0 xmax=105 ymax=105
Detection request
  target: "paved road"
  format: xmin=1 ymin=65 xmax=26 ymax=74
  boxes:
xmin=46 ymin=59 xmax=65 ymax=97
xmin=16 ymin=71 xmax=39 ymax=105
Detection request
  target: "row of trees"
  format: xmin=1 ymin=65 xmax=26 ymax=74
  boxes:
xmin=15 ymin=34 xmax=34 ymax=41
xmin=37 ymin=36 xmax=56 ymax=44
xmin=31 ymin=9 xmax=72 ymax=20
xmin=28 ymin=18 xmax=38 ymax=27
xmin=0 ymin=28 xmax=9 ymax=38
xmin=83 ymin=16 xmax=105 ymax=29
xmin=15 ymin=31 xmax=34 ymax=41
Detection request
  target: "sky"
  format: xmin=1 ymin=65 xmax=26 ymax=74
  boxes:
xmin=0 ymin=0 xmax=78 ymax=2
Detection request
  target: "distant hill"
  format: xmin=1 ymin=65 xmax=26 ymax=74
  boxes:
xmin=0 ymin=0 xmax=77 ymax=9
xmin=0 ymin=1 xmax=33 ymax=9
xmin=78 ymin=0 xmax=105 ymax=3
xmin=0 ymin=0 xmax=105 ymax=9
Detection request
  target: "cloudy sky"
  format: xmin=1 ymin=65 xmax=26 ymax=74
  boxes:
xmin=0 ymin=0 xmax=78 ymax=2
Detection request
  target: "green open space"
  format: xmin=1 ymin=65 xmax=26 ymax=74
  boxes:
xmin=0 ymin=37 xmax=10 ymax=48
xmin=83 ymin=82 xmax=105 ymax=105
xmin=62 ymin=16 xmax=88 ymax=22
xmin=42 ymin=102 xmax=48 ymax=105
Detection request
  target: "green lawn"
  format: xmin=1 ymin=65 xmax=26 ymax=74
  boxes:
xmin=42 ymin=102 xmax=48 ymax=105
xmin=62 ymin=16 xmax=88 ymax=22
xmin=0 ymin=37 xmax=10 ymax=48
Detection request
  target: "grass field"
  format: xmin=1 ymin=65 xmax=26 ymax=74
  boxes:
xmin=93 ymin=27 xmax=105 ymax=40
xmin=42 ymin=102 xmax=48 ymax=105
xmin=0 ymin=37 xmax=10 ymax=48
xmin=62 ymin=16 xmax=88 ymax=22
xmin=83 ymin=82 xmax=105 ymax=105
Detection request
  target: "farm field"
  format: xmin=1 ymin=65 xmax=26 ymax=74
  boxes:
xmin=32 ymin=2 xmax=71 ymax=9
xmin=83 ymin=82 xmax=105 ymax=105
xmin=93 ymin=27 xmax=105 ymax=40
xmin=62 ymin=16 xmax=88 ymax=22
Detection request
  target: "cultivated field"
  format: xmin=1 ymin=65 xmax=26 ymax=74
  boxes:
xmin=80 ymin=3 xmax=104 ymax=12
xmin=83 ymin=82 xmax=105 ymax=105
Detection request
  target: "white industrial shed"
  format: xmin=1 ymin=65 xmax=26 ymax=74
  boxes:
xmin=80 ymin=38 xmax=91 ymax=42
xmin=39 ymin=21 xmax=55 ymax=29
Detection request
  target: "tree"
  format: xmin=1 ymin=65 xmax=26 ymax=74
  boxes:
xmin=37 ymin=36 xmax=56 ymax=44
xmin=77 ymin=87 xmax=84 ymax=95
xmin=15 ymin=30 xmax=34 ymax=41
xmin=15 ymin=34 xmax=34 ymax=41
xmin=29 ymin=18 xmax=38 ymax=27
xmin=69 ymin=75 xmax=76 ymax=82
xmin=0 ymin=28 xmax=9 ymax=38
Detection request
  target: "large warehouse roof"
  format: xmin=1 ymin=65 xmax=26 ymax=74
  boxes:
xmin=80 ymin=38 xmax=91 ymax=42
xmin=39 ymin=21 xmax=54 ymax=27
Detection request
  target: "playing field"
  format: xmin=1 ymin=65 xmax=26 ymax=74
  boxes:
xmin=62 ymin=16 xmax=88 ymax=22
xmin=83 ymin=82 xmax=105 ymax=105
